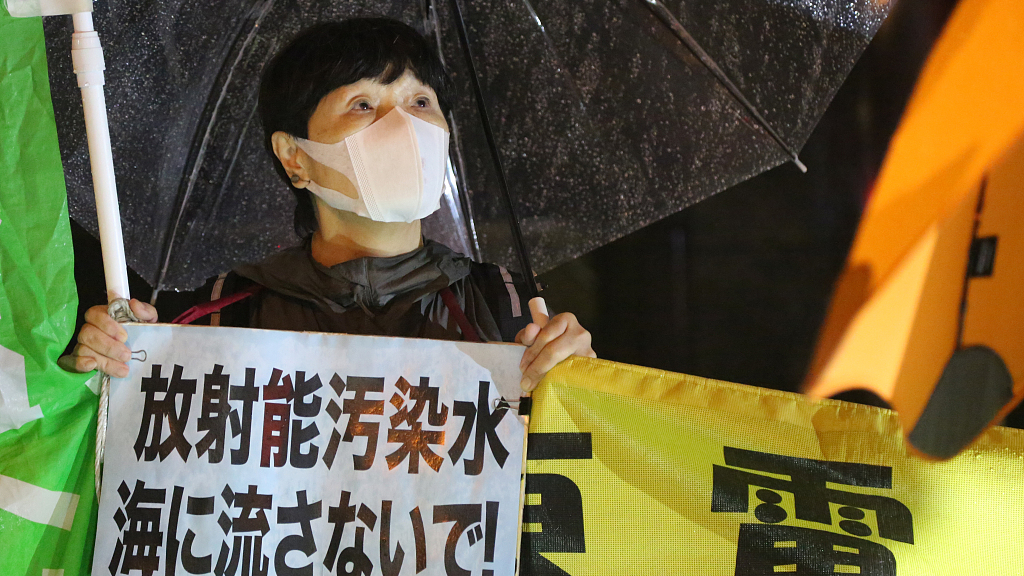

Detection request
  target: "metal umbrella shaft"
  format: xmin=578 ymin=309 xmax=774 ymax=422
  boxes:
xmin=448 ymin=0 xmax=540 ymax=299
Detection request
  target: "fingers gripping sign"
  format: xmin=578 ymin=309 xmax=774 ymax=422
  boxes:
xmin=59 ymin=298 xmax=158 ymax=378
xmin=515 ymin=297 xmax=596 ymax=393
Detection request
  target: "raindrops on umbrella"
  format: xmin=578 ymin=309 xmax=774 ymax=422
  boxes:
xmin=44 ymin=0 xmax=891 ymax=293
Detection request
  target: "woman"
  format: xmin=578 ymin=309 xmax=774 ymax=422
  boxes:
xmin=63 ymin=18 xmax=595 ymax=392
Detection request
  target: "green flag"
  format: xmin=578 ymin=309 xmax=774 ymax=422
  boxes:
xmin=0 ymin=6 xmax=99 ymax=574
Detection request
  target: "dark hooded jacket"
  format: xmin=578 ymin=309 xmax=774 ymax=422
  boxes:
xmin=184 ymin=240 xmax=531 ymax=343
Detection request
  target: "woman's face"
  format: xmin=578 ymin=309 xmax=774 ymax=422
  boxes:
xmin=307 ymin=69 xmax=448 ymax=142
xmin=293 ymin=69 xmax=448 ymax=198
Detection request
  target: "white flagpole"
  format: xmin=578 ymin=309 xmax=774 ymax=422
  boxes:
xmin=70 ymin=10 xmax=130 ymax=302
xmin=6 ymin=0 xmax=130 ymax=303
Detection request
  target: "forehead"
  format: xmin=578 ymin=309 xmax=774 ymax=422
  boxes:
xmin=330 ymin=70 xmax=436 ymax=97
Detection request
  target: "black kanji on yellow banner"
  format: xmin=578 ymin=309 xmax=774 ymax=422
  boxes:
xmin=522 ymin=357 xmax=1024 ymax=575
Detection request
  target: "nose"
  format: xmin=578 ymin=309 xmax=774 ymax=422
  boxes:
xmin=375 ymin=101 xmax=397 ymax=122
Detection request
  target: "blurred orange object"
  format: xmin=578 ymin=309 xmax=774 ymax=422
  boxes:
xmin=804 ymin=0 xmax=1024 ymax=458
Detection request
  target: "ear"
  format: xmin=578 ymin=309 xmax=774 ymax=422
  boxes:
xmin=271 ymin=131 xmax=310 ymax=188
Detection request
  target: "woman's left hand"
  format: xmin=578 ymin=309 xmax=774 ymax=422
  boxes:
xmin=515 ymin=311 xmax=596 ymax=392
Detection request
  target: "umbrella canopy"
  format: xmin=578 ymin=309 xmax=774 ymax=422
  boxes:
xmin=44 ymin=0 xmax=891 ymax=292
xmin=805 ymin=0 xmax=1024 ymax=458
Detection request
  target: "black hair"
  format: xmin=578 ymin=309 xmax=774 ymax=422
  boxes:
xmin=258 ymin=18 xmax=456 ymax=237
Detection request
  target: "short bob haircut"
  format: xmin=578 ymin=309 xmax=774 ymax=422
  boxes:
xmin=258 ymin=18 xmax=456 ymax=238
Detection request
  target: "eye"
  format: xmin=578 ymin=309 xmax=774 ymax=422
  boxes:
xmin=352 ymin=99 xmax=372 ymax=111
xmin=414 ymin=97 xmax=431 ymax=108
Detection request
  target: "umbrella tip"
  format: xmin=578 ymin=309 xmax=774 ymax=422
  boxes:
xmin=793 ymin=156 xmax=808 ymax=173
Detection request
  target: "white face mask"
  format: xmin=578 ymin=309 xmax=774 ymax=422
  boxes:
xmin=293 ymin=106 xmax=450 ymax=223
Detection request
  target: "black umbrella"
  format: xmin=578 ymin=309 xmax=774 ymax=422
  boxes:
xmin=44 ymin=0 xmax=891 ymax=296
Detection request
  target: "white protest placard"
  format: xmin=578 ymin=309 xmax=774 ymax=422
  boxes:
xmin=93 ymin=324 xmax=526 ymax=576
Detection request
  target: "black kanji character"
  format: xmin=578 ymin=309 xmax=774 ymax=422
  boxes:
xmin=386 ymin=377 xmax=448 ymax=473
xmin=215 ymin=484 xmax=271 ymax=576
xmin=261 ymin=369 xmax=291 ymax=468
xmin=165 ymin=486 xmax=184 ymax=576
xmin=229 ymin=368 xmax=260 ymax=465
xmin=448 ymin=381 xmax=509 ymax=475
xmin=196 ymin=365 xmax=230 ymax=463
xmin=522 ymin=432 xmax=592 ymax=576
xmin=343 ymin=377 xmax=385 ymax=470
xmin=711 ymin=447 xmax=914 ymax=544
xmin=109 ymin=480 xmax=166 ymax=576
xmin=322 ymin=374 xmax=347 ymax=469
xmin=390 ymin=377 xmax=448 ymax=427
xmin=290 ymin=371 xmax=322 ymax=469
xmin=275 ymin=490 xmax=322 ymax=576
xmin=134 ymin=364 xmax=196 ymax=461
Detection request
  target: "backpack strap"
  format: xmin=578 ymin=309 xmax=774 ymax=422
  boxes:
xmin=489 ymin=265 xmax=531 ymax=342
xmin=172 ymin=280 xmax=262 ymax=325
xmin=208 ymin=273 xmax=228 ymax=326
xmin=439 ymin=286 xmax=482 ymax=342
xmin=497 ymin=266 xmax=523 ymax=319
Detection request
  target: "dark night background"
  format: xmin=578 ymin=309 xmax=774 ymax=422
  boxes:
xmin=71 ymin=0 xmax=973 ymax=403
xmin=540 ymin=0 xmax=960 ymax=393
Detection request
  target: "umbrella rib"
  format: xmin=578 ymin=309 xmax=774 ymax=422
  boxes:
xmin=212 ymin=99 xmax=261 ymax=218
xmin=448 ymin=0 xmax=540 ymax=297
xmin=519 ymin=0 xmax=587 ymax=113
xmin=642 ymin=0 xmax=807 ymax=173
xmin=152 ymin=0 xmax=276 ymax=299
xmin=427 ymin=0 xmax=483 ymax=261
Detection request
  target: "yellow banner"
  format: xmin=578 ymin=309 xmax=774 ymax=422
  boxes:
xmin=523 ymin=357 xmax=1024 ymax=575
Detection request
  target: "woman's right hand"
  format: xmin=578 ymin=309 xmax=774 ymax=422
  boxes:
xmin=58 ymin=299 xmax=159 ymax=378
